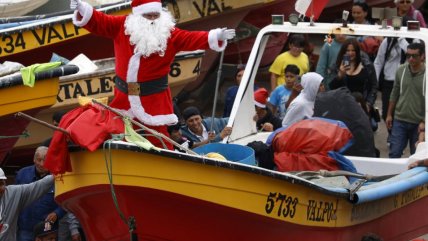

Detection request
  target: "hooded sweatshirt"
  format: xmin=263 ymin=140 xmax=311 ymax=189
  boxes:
xmin=390 ymin=63 xmax=426 ymax=124
xmin=282 ymin=72 xmax=323 ymax=127
xmin=0 ymin=175 xmax=54 ymax=241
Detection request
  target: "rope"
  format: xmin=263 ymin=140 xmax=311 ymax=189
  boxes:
xmin=93 ymin=99 xmax=198 ymax=155
xmin=103 ymin=137 xmax=138 ymax=241
xmin=0 ymin=130 xmax=30 ymax=139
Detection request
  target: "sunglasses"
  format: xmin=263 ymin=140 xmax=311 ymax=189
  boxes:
xmin=406 ymin=53 xmax=420 ymax=59
xmin=399 ymin=1 xmax=412 ymax=4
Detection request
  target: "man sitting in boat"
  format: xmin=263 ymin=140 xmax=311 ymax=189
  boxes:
xmin=69 ymin=0 xmax=235 ymax=150
xmin=167 ymin=123 xmax=193 ymax=151
xmin=180 ymin=106 xmax=232 ymax=148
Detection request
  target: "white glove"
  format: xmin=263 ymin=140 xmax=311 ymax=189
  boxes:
xmin=70 ymin=0 xmax=82 ymax=10
xmin=217 ymin=28 xmax=236 ymax=41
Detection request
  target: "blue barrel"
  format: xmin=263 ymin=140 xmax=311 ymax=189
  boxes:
xmin=193 ymin=143 xmax=256 ymax=166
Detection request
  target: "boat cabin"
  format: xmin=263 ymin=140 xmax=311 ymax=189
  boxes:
xmin=227 ymin=18 xmax=428 ymax=176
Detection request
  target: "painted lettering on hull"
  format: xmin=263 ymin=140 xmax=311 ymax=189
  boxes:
xmin=306 ymin=200 xmax=338 ymax=223
xmin=31 ymin=24 xmax=80 ymax=45
xmin=0 ymin=23 xmax=83 ymax=56
xmin=57 ymin=76 xmax=114 ymax=105
xmin=192 ymin=0 xmax=232 ymax=17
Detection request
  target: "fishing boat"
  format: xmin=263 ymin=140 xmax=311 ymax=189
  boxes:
xmin=0 ymin=64 xmax=78 ymax=167
xmin=0 ymin=0 xmax=49 ymax=18
xmin=0 ymin=0 xmax=274 ymax=67
xmin=52 ymin=19 xmax=428 ymax=241
xmin=8 ymin=50 xmax=204 ymax=168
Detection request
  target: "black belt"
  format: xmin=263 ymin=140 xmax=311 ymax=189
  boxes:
xmin=114 ymin=75 xmax=168 ymax=96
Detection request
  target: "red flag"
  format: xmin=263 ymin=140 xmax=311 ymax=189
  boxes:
xmin=295 ymin=0 xmax=330 ymax=20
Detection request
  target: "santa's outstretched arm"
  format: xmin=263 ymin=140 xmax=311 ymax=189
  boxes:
xmin=70 ymin=0 xmax=93 ymax=26
xmin=208 ymin=28 xmax=236 ymax=52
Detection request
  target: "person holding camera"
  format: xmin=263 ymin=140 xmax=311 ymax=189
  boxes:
xmin=329 ymin=38 xmax=378 ymax=121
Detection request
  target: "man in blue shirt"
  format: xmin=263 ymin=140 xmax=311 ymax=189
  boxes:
xmin=268 ymin=64 xmax=299 ymax=119
xmin=16 ymin=146 xmax=65 ymax=241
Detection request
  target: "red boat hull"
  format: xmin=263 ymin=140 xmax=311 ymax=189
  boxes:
xmin=57 ymin=184 xmax=428 ymax=241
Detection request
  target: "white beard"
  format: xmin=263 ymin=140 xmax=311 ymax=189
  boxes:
xmin=125 ymin=10 xmax=175 ymax=58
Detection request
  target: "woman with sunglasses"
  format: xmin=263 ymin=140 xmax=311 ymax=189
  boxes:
xmin=395 ymin=0 xmax=426 ymax=27
xmin=329 ymin=38 xmax=378 ymax=117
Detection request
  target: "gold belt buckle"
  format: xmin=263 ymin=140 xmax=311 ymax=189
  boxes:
xmin=128 ymin=83 xmax=140 ymax=96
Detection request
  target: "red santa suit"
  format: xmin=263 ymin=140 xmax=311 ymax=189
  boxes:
xmin=72 ymin=0 xmax=227 ymax=149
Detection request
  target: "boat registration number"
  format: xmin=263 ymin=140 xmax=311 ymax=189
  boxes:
xmin=264 ymin=192 xmax=298 ymax=219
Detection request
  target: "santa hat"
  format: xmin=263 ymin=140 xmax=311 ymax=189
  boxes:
xmin=254 ymin=88 xmax=269 ymax=108
xmin=132 ymin=0 xmax=162 ymax=15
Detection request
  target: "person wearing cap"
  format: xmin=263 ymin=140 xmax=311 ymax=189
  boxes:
xmin=269 ymin=34 xmax=309 ymax=91
xmin=69 ymin=0 xmax=236 ymax=150
xmin=0 ymin=168 xmax=54 ymax=241
xmin=281 ymin=72 xmax=324 ymax=127
xmin=167 ymin=123 xmax=193 ymax=151
xmin=34 ymin=220 xmax=58 ymax=241
xmin=254 ymin=88 xmax=282 ymax=132
xmin=16 ymin=146 xmax=65 ymax=241
xmin=180 ymin=106 xmax=232 ymax=148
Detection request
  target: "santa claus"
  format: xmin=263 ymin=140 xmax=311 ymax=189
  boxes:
xmin=70 ymin=0 xmax=235 ymax=149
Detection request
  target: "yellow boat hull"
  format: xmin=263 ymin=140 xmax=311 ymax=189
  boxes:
xmin=0 ymin=78 xmax=59 ymax=117
xmin=55 ymin=144 xmax=428 ymax=241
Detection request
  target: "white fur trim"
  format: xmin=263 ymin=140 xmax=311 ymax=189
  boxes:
xmin=208 ymin=29 xmax=227 ymax=52
xmin=254 ymin=101 xmax=266 ymax=108
xmin=129 ymin=95 xmax=178 ymax=126
xmin=133 ymin=2 xmax=162 ymax=15
xmin=72 ymin=1 xmax=93 ymax=27
xmin=127 ymin=53 xmax=142 ymax=84
xmin=126 ymin=52 xmax=177 ymax=126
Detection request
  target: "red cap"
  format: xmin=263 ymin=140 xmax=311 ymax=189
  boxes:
xmin=131 ymin=0 xmax=162 ymax=15
xmin=254 ymin=88 xmax=268 ymax=108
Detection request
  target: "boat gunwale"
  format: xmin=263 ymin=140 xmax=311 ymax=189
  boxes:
xmin=0 ymin=65 xmax=79 ymax=89
xmin=68 ymin=141 xmax=352 ymax=200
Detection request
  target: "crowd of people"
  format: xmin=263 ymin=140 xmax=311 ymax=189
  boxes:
xmin=259 ymin=0 xmax=426 ymax=160
xmin=2 ymin=0 xmax=427 ymax=240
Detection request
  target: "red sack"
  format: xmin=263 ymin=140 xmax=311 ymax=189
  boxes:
xmin=44 ymin=105 xmax=124 ymax=175
xmin=44 ymin=106 xmax=87 ymax=175
xmin=67 ymin=106 xmax=124 ymax=151
xmin=272 ymin=118 xmax=353 ymax=172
